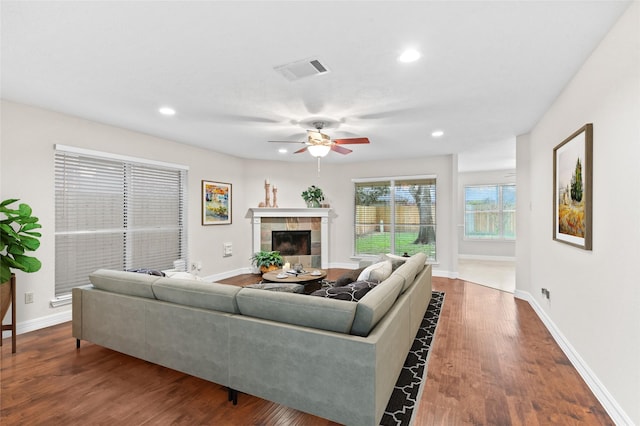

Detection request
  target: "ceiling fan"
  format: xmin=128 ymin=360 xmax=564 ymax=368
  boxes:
xmin=269 ymin=121 xmax=370 ymax=158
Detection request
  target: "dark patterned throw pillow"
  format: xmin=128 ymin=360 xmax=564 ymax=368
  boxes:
xmin=310 ymin=280 xmax=378 ymax=302
xmin=334 ymin=267 xmax=365 ymax=287
xmin=126 ymin=268 xmax=166 ymax=277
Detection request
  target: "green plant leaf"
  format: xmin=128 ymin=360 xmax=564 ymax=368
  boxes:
xmin=3 ymin=256 xmax=23 ymax=270
xmin=22 ymin=223 xmax=42 ymax=231
xmin=0 ymin=199 xmax=19 ymax=208
xmin=8 ymin=244 xmax=25 ymax=255
xmin=0 ymin=263 xmax=11 ymax=283
xmin=12 ymin=254 xmax=42 ymax=273
xmin=19 ymin=235 xmax=40 ymax=251
xmin=0 ymin=223 xmax=19 ymax=239
xmin=18 ymin=203 xmax=32 ymax=217
xmin=16 ymin=216 xmax=39 ymax=224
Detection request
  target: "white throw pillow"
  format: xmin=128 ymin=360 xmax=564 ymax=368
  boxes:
xmin=357 ymin=260 xmax=392 ymax=283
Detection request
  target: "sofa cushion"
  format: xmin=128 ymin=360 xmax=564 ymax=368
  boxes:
xmin=350 ymin=274 xmax=404 ymax=337
xmin=236 ymin=288 xmax=357 ymax=334
xmin=384 ymin=253 xmax=409 ymax=271
xmin=310 ymin=280 xmax=378 ymax=301
xmin=89 ymin=269 xmax=160 ymax=299
xmin=334 ymin=267 xmax=365 ymax=287
xmin=164 ymin=271 xmax=202 ymax=280
xmin=394 ymin=252 xmax=428 ymax=292
xmin=152 ymin=278 xmax=241 ymax=314
xmin=357 ymin=260 xmax=392 ymax=283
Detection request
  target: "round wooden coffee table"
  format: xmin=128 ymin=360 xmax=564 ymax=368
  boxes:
xmin=262 ymin=269 xmax=327 ymax=283
xmin=262 ymin=269 xmax=327 ymax=294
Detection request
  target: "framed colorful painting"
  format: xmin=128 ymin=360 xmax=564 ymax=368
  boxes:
xmin=202 ymin=180 xmax=232 ymax=225
xmin=553 ymin=123 xmax=593 ymax=250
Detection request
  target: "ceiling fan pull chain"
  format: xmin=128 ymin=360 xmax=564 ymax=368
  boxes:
xmin=317 ymin=157 xmax=321 ymax=176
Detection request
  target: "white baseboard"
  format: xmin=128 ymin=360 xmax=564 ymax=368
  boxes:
xmin=202 ymin=267 xmax=254 ymax=282
xmin=515 ymin=290 xmax=633 ymax=426
xmin=458 ymin=254 xmax=516 ymax=262
xmin=2 ymin=309 xmax=71 ymax=338
xmin=433 ymin=270 xmax=458 ymax=279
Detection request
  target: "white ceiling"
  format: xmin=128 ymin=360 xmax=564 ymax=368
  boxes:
xmin=1 ymin=1 xmax=631 ymax=171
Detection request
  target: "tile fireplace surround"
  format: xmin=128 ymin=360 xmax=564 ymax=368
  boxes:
xmin=249 ymin=208 xmax=331 ymax=269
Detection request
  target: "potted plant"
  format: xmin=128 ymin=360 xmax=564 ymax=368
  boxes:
xmin=301 ymin=185 xmax=325 ymax=208
xmin=1 ymin=199 xmax=42 ymax=321
xmin=250 ymin=250 xmax=284 ymax=273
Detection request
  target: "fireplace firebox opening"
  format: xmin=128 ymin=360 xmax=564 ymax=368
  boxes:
xmin=272 ymin=231 xmax=311 ymax=256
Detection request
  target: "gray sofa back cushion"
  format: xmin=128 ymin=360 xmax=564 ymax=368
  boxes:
xmin=350 ymin=273 xmax=404 ymax=337
xmin=394 ymin=252 xmax=427 ymax=292
xmin=153 ymin=278 xmax=241 ymax=314
xmin=236 ymin=288 xmax=357 ymax=334
xmin=89 ymin=269 xmax=160 ymax=299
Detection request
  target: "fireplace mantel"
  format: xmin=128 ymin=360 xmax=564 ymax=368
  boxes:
xmin=248 ymin=208 xmax=332 ymax=269
xmin=248 ymin=208 xmax=332 ymax=218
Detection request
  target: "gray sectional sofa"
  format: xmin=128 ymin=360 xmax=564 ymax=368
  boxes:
xmin=72 ymin=253 xmax=432 ymax=425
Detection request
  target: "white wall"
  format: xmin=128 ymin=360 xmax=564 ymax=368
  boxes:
xmin=0 ymin=100 xmax=251 ymax=327
xmin=457 ymin=169 xmax=516 ymax=259
xmin=518 ymin=3 xmax=639 ymax=423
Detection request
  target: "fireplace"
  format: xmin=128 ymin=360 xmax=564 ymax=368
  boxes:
xmin=272 ymin=231 xmax=311 ymax=256
xmin=249 ymin=208 xmax=331 ymax=269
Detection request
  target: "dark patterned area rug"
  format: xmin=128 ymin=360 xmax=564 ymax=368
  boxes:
xmin=380 ymin=291 xmax=445 ymax=426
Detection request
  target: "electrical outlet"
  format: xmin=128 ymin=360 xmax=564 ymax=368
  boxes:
xmin=25 ymin=292 xmax=34 ymax=304
xmin=223 ymin=242 xmax=233 ymax=257
xmin=190 ymin=261 xmax=202 ymax=272
xmin=541 ymin=288 xmax=551 ymax=300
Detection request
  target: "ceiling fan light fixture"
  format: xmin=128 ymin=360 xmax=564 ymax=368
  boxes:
xmin=308 ymin=144 xmax=331 ymax=158
xmin=158 ymin=106 xmax=176 ymax=116
xmin=398 ymin=48 xmax=421 ymax=63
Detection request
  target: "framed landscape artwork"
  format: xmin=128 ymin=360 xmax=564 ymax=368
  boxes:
xmin=202 ymin=180 xmax=232 ymax=225
xmin=553 ymin=123 xmax=593 ymax=250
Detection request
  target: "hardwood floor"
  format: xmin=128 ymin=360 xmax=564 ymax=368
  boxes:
xmin=1 ymin=272 xmax=612 ymax=425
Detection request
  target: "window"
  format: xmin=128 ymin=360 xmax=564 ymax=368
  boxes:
xmin=354 ymin=176 xmax=436 ymax=261
xmin=54 ymin=145 xmax=188 ymax=298
xmin=464 ymin=184 xmax=515 ymax=240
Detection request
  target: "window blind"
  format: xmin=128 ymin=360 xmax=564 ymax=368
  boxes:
xmin=54 ymin=148 xmax=187 ymax=296
xmin=354 ymin=177 xmax=436 ymax=260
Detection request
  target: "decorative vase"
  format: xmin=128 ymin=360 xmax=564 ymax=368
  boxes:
xmin=260 ymin=265 xmax=280 ymax=274
xmin=0 ymin=274 xmax=14 ymax=323
xmin=306 ymin=200 xmax=320 ymax=208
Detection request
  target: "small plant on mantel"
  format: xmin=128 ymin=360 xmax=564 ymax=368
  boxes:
xmin=301 ymin=185 xmax=325 ymax=208
xmin=250 ymin=250 xmax=284 ymax=274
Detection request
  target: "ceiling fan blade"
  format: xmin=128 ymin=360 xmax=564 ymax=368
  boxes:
xmin=268 ymin=140 xmax=305 ymax=144
xmin=294 ymin=146 xmax=308 ymax=154
xmin=333 ymin=137 xmax=370 ymax=145
xmin=331 ymin=144 xmax=352 ymax=155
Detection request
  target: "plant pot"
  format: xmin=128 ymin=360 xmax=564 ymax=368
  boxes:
xmin=0 ymin=274 xmax=14 ymax=322
xmin=260 ymin=265 xmax=280 ymax=274
xmin=306 ymin=200 xmax=320 ymax=208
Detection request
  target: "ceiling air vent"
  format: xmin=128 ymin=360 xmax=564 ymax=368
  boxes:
xmin=274 ymin=57 xmax=330 ymax=81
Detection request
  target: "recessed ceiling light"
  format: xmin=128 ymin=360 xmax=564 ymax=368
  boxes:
xmin=278 ymin=148 xmax=288 ymax=154
xmin=431 ymin=130 xmax=444 ymax=137
xmin=398 ymin=48 xmax=421 ymax=63
xmin=158 ymin=106 xmax=176 ymax=116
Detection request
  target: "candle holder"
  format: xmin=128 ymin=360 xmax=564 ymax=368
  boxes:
xmin=272 ymin=186 xmax=278 ymax=208
xmin=264 ymin=183 xmax=271 ymax=207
